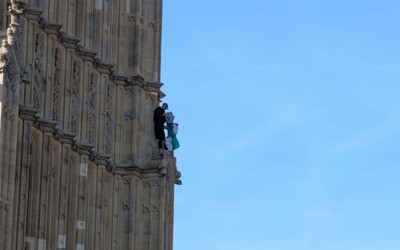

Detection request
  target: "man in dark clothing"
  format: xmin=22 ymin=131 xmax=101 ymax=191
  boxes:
xmin=153 ymin=103 xmax=168 ymax=155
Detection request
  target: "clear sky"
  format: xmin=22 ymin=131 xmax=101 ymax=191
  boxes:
xmin=160 ymin=1 xmax=400 ymax=249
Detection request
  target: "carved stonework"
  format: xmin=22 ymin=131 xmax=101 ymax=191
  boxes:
xmin=63 ymin=147 xmax=69 ymax=163
xmin=7 ymin=3 xmax=24 ymax=29
xmin=164 ymin=205 xmax=171 ymax=216
xmin=105 ymin=83 xmax=114 ymax=154
xmin=33 ymin=32 xmax=43 ymax=109
xmin=89 ymin=149 xmax=98 ymax=161
xmin=121 ymin=200 xmax=130 ymax=211
xmin=71 ymin=60 xmax=81 ymax=133
xmin=39 ymin=17 xmax=49 ymax=30
xmin=44 ymin=135 xmax=50 ymax=151
xmin=0 ymin=199 xmax=9 ymax=211
xmin=103 ymin=173 xmax=112 ymax=184
xmin=128 ymin=15 xmax=136 ymax=22
xmin=124 ymin=87 xmax=134 ymax=120
xmin=14 ymin=18 xmax=25 ymax=64
xmin=106 ymin=159 xmax=114 ymax=171
xmin=52 ymin=47 xmax=62 ymax=121
xmin=175 ymin=171 xmax=182 ymax=185
xmin=103 ymin=198 xmax=109 ymax=207
xmin=142 ymin=202 xmax=159 ymax=213
xmin=24 ymin=122 xmax=31 ymax=142
xmin=158 ymin=153 xmax=169 ymax=176
xmin=122 ymin=178 xmax=130 ymax=186
xmin=89 ymin=72 xmax=97 ymax=144
xmin=102 ymin=173 xmax=112 ymax=208
xmin=142 ymin=203 xmax=150 ymax=213
xmin=0 ymin=48 xmax=18 ymax=119
xmin=53 ymin=126 xmax=63 ymax=140
xmin=49 ymin=165 xmax=56 ymax=178
xmin=143 ymin=180 xmax=160 ymax=188
xmin=0 ymin=53 xmax=14 ymax=86
xmin=148 ymin=21 xmax=156 ymax=28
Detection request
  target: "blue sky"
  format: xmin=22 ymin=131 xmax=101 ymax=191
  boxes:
xmin=160 ymin=1 xmax=400 ymax=249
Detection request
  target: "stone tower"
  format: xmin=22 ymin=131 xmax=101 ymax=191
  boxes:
xmin=0 ymin=1 xmax=181 ymax=249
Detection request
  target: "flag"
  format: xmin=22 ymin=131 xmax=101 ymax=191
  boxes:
xmin=166 ymin=123 xmax=180 ymax=150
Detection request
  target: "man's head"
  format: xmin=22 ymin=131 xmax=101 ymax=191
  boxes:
xmin=162 ymin=103 xmax=168 ymax=110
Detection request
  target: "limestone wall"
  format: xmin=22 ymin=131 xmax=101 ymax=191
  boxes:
xmin=0 ymin=1 xmax=181 ymax=249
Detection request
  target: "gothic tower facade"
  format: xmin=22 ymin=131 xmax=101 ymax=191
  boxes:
xmin=0 ymin=1 xmax=181 ymax=249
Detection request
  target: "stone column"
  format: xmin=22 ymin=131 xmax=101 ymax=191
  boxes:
xmin=0 ymin=0 xmax=8 ymax=31
xmin=0 ymin=24 xmax=22 ymax=250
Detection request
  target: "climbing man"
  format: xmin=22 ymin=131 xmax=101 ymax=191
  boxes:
xmin=153 ymin=103 xmax=168 ymax=156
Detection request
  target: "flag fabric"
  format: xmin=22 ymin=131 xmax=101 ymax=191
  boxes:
xmin=166 ymin=123 xmax=180 ymax=151
xmin=164 ymin=112 xmax=180 ymax=151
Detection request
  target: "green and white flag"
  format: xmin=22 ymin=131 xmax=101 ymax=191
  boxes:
xmin=166 ymin=123 xmax=180 ymax=151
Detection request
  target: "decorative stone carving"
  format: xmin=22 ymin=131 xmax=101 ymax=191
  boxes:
xmin=76 ymin=44 xmax=84 ymax=56
xmin=0 ymin=199 xmax=9 ymax=211
xmin=14 ymin=17 xmax=25 ymax=64
xmin=121 ymin=200 xmax=131 ymax=211
xmin=88 ymin=72 xmax=97 ymax=144
xmin=89 ymin=148 xmax=98 ymax=161
xmin=33 ymin=113 xmax=42 ymax=127
xmin=39 ymin=17 xmax=49 ymax=29
xmin=33 ymin=32 xmax=43 ymax=109
xmin=103 ymin=198 xmax=109 ymax=207
xmin=143 ymin=180 xmax=160 ymax=188
xmin=158 ymin=152 xmax=182 ymax=185
xmin=142 ymin=202 xmax=160 ymax=213
xmin=0 ymin=45 xmax=18 ymax=119
xmin=175 ymin=171 xmax=182 ymax=185
xmin=105 ymin=83 xmax=114 ymax=154
xmin=164 ymin=204 xmax=171 ymax=216
xmin=44 ymin=135 xmax=50 ymax=151
xmin=57 ymin=31 xmax=66 ymax=43
xmin=122 ymin=179 xmax=130 ymax=186
xmin=63 ymin=147 xmax=69 ymax=163
xmin=127 ymin=15 xmax=136 ymax=22
xmin=53 ymin=125 xmax=63 ymax=140
xmin=52 ymin=47 xmax=62 ymax=121
xmin=158 ymin=154 xmax=169 ymax=176
xmin=151 ymin=204 xmax=160 ymax=212
xmin=124 ymin=87 xmax=135 ymax=121
xmin=102 ymin=173 xmax=112 ymax=184
xmin=71 ymin=60 xmax=81 ymax=133
xmin=24 ymin=122 xmax=31 ymax=141
xmin=8 ymin=2 xmax=24 ymax=26
xmin=49 ymin=166 xmax=56 ymax=178
xmin=124 ymin=111 xmax=133 ymax=120
xmin=106 ymin=159 xmax=114 ymax=172
xmin=142 ymin=203 xmax=150 ymax=213
xmin=71 ymin=137 xmax=80 ymax=151
xmin=125 ymin=87 xmax=134 ymax=96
